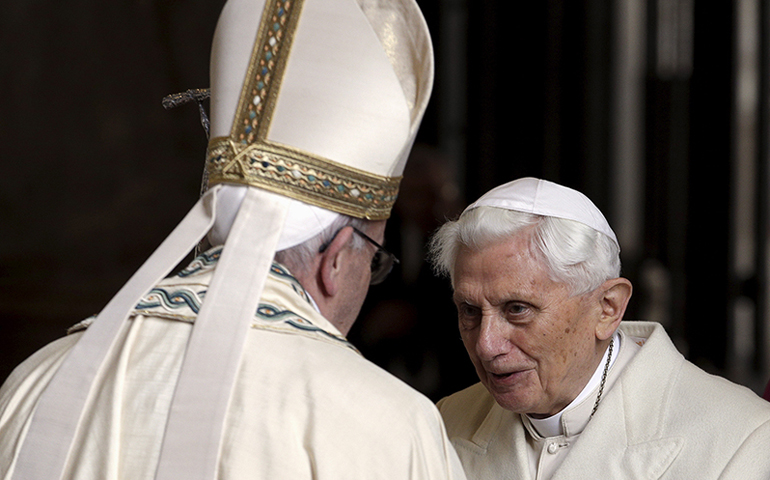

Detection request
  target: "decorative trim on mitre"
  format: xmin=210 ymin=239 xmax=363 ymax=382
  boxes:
xmin=231 ymin=0 xmax=302 ymax=143
xmin=205 ymin=0 xmax=401 ymax=220
xmin=206 ymin=137 xmax=401 ymax=220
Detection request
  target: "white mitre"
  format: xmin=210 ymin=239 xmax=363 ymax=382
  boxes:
xmin=12 ymin=1 xmax=434 ymax=480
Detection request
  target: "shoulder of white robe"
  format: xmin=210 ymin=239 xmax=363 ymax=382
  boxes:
xmin=11 ymin=185 xmax=222 ymax=480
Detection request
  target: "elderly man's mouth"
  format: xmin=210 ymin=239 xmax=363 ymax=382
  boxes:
xmin=489 ymin=369 xmax=531 ymax=385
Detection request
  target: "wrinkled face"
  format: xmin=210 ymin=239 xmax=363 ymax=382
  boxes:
xmin=452 ymin=233 xmax=604 ymax=417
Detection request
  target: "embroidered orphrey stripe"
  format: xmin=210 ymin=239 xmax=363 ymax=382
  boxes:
xmin=206 ymin=0 xmax=400 ymax=220
xmin=233 ymin=0 xmax=303 ymax=143
xmin=206 ymin=138 xmax=400 ymax=220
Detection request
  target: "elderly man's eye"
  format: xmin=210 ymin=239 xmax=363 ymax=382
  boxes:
xmin=458 ymin=303 xmax=480 ymax=318
xmin=457 ymin=303 xmax=481 ymax=329
xmin=506 ymin=303 xmax=528 ymax=316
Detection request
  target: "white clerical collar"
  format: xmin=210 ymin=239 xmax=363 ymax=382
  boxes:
xmin=526 ymin=331 xmax=621 ymax=438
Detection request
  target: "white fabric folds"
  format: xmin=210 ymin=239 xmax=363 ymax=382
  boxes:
xmin=208 ymin=184 xmax=341 ymax=250
xmin=11 ymin=185 xmax=222 ymax=480
xmin=155 ymin=188 xmax=289 ymax=480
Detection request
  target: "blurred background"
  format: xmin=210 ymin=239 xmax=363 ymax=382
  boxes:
xmin=2 ymin=0 xmax=770 ymax=401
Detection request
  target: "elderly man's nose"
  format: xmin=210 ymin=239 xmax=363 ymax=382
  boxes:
xmin=476 ymin=318 xmax=509 ymax=360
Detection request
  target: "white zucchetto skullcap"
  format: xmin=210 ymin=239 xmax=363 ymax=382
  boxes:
xmin=465 ymin=177 xmax=619 ymax=248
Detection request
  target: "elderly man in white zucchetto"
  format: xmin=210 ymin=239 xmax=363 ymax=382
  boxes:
xmin=430 ymin=177 xmax=770 ymax=480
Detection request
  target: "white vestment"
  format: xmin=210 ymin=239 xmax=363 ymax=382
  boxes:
xmin=437 ymin=321 xmax=770 ymax=480
xmin=0 ymin=247 xmax=466 ymax=480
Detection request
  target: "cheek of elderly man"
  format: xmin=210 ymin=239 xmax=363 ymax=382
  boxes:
xmin=432 ymin=177 xmax=770 ymax=480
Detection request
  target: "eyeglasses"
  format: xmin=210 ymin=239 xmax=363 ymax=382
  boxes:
xmin=319 ymin=227 xmax=399 ymax=285
xmin=351 ymin=227 xmax=399 ymax=285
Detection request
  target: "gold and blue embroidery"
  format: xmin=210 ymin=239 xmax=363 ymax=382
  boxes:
xmin=136 ymin=288 xmax=206 ymax=314
xmin=256 ymin=302 xmax=348 ymax=344
xmin=269 ymin=262 xmax=311 ymax=303
xmin=177 ymin=248 xmax=222 ymax=277
xmin=70 ymin=246 xmax=353 ymax=349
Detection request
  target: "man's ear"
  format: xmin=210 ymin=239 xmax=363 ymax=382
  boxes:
xmin=318 ymin=227 xmax=355 ymax=297
xmin=594 ymin=277 xmax=633 ymax=340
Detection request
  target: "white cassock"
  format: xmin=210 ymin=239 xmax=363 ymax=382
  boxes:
xmin=0 ymin=246 xmax=466 ymax=480
xmin=438 ymin=322 xmax=770 ymax=480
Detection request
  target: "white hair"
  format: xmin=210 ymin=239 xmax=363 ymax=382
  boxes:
xmin=274 ymin=214 xmax=370 ymax=275
xmin=428 ymin=206 xmax=621 ymax=296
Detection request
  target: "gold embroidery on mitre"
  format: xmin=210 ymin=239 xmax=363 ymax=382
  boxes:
xmin=207 ymin=137 xmax=401 ymax=220
xmin=206 ymin=0 xmax=401 ymax=220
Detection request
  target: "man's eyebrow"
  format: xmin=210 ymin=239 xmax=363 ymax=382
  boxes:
xmin=452 ymin=292 xmax=470 ymax=304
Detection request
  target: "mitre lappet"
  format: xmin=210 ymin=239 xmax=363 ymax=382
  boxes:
xmin=12 ymin=0 xmax=434 ymax=479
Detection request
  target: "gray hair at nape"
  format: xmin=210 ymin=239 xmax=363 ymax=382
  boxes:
xmin=274 ymin=214 xmax=370 ymax=276
xmin=428 ymin=206 xmax=621 ymax=296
